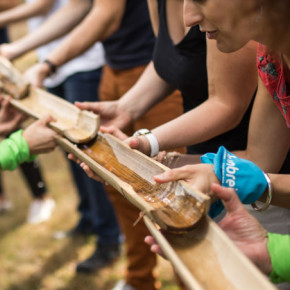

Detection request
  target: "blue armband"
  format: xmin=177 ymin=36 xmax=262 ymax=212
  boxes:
xmin=0 ymin=130 xmax=37 ymax=171
xmin=201 ymin=146 xmax=267 ymax=217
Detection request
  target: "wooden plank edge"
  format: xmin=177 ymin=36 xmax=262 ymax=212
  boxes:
xmin=144 ymin=215 xmax=276 ymax=290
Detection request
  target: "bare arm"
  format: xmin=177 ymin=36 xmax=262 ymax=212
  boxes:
xmin=0 ymin=1 xmax=21 ymax=12
xmin=243 ymin=77 xmax=290 ymax=173
xmin=47 ymin=0 xmax=126 ymax=68
xmin=75 ymin=62 xmax=175 ymax=129
xmin=1 ymin=0 xmax=92 ymax=60
xmin=148 ymin=40 xmax=257 ymax=151
xmin=0 ymin=0 xmax=55 ymax=27
xmin=267 ymin=174 xmax=290 ymax=209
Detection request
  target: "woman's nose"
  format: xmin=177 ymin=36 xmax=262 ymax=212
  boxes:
xmin=183 ymin=0 xmax=203 ymax=27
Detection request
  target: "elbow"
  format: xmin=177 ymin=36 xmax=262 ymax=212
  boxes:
xmin=220 ymin=105 xmax=249 ymax=132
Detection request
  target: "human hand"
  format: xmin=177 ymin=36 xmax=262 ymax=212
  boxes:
xmin=99 ymin=125 xmax=129 ymax=141
xmin=0 ymin=43 xmax=18 ymax=60
xmin=154 ymin=163 xmax=219 ymax=197
xmin=212 ymin=183 xmax=272 ymax=275
xmin=144 ymin=235 xmax=166 ymax=258
xmin=75 ymin=100 xmax=132 ymax=129
xmin=0 ymin=96 xmax=26 ymax=135
xmin=22 ymin=115 xmax=57 ymax=155
xmin=68 ymin=153 xmax=107 ymax=183
xmin=24 ymin=62 xmax=50 ymax=88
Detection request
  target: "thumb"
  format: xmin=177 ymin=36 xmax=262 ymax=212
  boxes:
xmin=211 ymin=183 xmax=244 ymax=215
xmin=127 ymin=136 xmax=141 ymax=149
xmin=38 ymin=114 xmax=56 ymax=126
xmin=75 ymin=101 xmax=98 ymax=112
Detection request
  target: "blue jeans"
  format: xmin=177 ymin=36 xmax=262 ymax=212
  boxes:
xmin=48 ymin=68 xmax=120 ymax=244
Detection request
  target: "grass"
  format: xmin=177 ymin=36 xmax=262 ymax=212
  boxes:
xmin=0 ymin=22 xmax=181 ymax=290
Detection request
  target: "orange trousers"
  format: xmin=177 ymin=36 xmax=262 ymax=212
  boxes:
xmin=99 ymin=64 xmax=184 ymax=290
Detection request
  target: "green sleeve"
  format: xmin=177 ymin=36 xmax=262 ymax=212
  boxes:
xmin=0 ymin=129 xmax=37 ymax=171
xmin=268 ymin=233 xmax=290 ymax=283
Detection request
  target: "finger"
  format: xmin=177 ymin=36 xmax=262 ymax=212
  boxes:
xmin=154 ymin=165 xmax=195 ymax=184
xmin=100 ymin=125 xmax=128 ymax=140
xmin=75 ymin=101 xmax=97 ymax=112
xmin=1 ymin=95 xmax=11 ymax=108
xmin=211 ymin=183 xmax=244 ymax=214
xmin=68 ymin=153 xmax=81 ymax=164
xmin=144 ymin=235 xmax=156 ymax=246
xmin=38 ymin=114 xmax=56 ymax=125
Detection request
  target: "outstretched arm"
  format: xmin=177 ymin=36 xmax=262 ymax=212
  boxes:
xmin=44 ymin=0 xmax=126 ymax=69
xmin=75 ymin=62 xmax=175 ymax=129
xmin=0 ymin=115 xmax=57 ymax=171
xmin=23 ymin=0 xmax=126 ymax=86
xmin=1 ymin=0 xmax=92 ymax=60
xmin=126 ymin=40 xmax=257 ymax=155
xmin=0 ymin=0 xmax=55 ymax=27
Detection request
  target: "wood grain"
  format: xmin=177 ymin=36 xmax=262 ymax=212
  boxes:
xmin=0 ymin=56 xmax=277 ymax=289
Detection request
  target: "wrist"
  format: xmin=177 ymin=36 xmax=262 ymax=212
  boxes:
xmin=118 ymin=98 xmax=136 ymax=122
xmin=133 ymin=129 xmax=159 ymax=157
xmin=42 ymin=59 xmax=57 ymax=76
xmin=0 ymin=43 xmax=19 ymax=60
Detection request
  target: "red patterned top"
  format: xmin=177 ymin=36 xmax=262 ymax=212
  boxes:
xmin=257 ymin=43 xmax=290 ymax=127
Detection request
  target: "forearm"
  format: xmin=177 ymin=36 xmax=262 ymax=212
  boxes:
xmin=47 ymin=0 xmax=126 ymax=67
xmin=261 ymin=174 xmax=290 ymax=209
xmin=0 ymin=0 xmax=21 ymax=12
xmin=0 ymin=0 xmax=54 ymax=27
xmin=5 ymin=0 xmax=92 ymax=59
xmin=152 ymin=99 xmax=242 ymax=151
xmin=119 ymin=62 xmax=175 ymax=121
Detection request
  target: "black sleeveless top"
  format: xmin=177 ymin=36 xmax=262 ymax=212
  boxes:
xmin=102 ymin=0 xmax=155 ymax=70
xmin=153 ymin=0 xmax=253 ymax=155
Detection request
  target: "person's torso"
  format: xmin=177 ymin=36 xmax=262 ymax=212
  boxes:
xmin=102 ymin=0 xmax=155 ymax=70
xmin=153 ymin=0 xmax=253 ymax=154
xmin=26 ymin=0 xmax=105 ymax=87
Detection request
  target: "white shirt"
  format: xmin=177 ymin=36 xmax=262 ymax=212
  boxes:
xmin=26 ymin=0 xmax=104 ymax=88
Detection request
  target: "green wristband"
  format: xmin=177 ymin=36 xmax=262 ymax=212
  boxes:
xmin=0 ymin=129 xmax=36 ymax=171
xmin=268 ymin=233 xmax=290 ymax=283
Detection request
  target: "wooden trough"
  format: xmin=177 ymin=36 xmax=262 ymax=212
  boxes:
xmin=0 ymin=57 xmax=276 ymax=289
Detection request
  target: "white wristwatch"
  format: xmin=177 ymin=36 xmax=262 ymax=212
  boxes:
xmin=133 ymin=129 xmax=159 ymax=157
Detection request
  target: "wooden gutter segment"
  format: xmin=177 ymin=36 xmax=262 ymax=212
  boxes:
xmin=144 ymin=216 xmax=276 ymax=290
xmin=0 ymin=57 xmax=277 ymax=289
xmin=0 ymin=56 xmax=99 ymax=144
xmin=55 ymin=134 xmax=211 ymax=232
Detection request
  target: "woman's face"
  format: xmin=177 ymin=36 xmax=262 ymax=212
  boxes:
xmin=183 ymin=0 xmax=260 ymax=53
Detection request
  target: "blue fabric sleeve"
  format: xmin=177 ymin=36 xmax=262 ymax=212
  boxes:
xmin=201 ymin=146 xmax=267 ymax=217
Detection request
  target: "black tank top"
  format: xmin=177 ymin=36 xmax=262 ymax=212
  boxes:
xmin=153 ymin=0 xmax=253 ymax=155
xmin=102 ymin=0 xmax=155 ymax=70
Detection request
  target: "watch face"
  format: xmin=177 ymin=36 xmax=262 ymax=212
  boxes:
xmin=133 ymin=129 xmax=150 ymax=136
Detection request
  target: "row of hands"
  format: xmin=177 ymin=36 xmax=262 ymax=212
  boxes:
xmin=0 ymin=96 xmax=273 ymax=275
xmin=0 ymin=92 xmax=221 ymax=198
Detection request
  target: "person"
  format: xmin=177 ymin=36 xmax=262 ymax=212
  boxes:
xmin=140 ymin=2 xmax=290 ymax=288
xmin=0 ymin=1 xmax=57 ymax=222
xmin=22 ymin=0 xmax=184 ymax=288
xmin=0 ymin=97 xmax=57 ymax=170
xmin=71 ymin=1 xmax=290 ymax=288
xmin=149 ymin=0 xmax=290 ymax=211
xmin=145 ymin=183 xmax=290 ymax=284
xmin=0 ymin=0 xmax=122 ymax=273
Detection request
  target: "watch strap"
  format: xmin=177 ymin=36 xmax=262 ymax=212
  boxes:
xmin=133 ymin=129 xmax=159 ymax=157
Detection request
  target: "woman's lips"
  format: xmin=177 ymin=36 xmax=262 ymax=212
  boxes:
xmin=206 ymin=31 xmax=217 ymax=39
